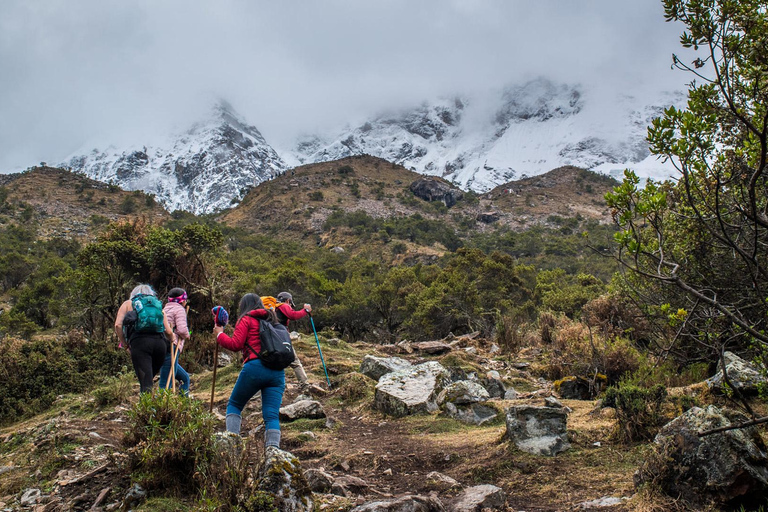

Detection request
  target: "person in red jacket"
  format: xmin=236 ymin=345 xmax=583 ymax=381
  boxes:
xmin=213 ymin=293 xmax=283 ymax=448
xmin=274 ymin=292 xmax=315 ymax=394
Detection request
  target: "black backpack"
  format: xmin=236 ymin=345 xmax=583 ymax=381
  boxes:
xmin=246 ymin=315 xmax=295 ymax=370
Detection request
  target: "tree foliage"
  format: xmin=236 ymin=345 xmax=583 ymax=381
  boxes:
xmin=607 ymin=0 xmax=768 ymax=361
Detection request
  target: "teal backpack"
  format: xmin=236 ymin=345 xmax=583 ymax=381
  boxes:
xmin=130 ymin=294 xmax=165 ymax=334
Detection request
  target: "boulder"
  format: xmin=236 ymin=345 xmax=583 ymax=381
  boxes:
xmin=437 ymin=381 xmax=490 ymax=405
xmin=480 ymin=376 xmax=506 ymax=398
xmin=374 ymin=362 xmax=451 ymax=417
xmin=506 ymin=405 xmax=570 ymax=456
xmin=451 ymin=484 xmax=506 ymax=511
xmin=412 ymin=341 xmax=452 ymax=355
xmin=360 ymin=355 xmax=413 ymax=381
xmin=331 ymin=475 xmax=369 ymax=497
xmin=554 ymin=376 xmax=592 ymax=400
xmin=444 ymin=402 xmax=500 ymax=426
xmin=279 ymin=400 xmax=326 ymax=421
xmin=350 ymin=494 xmax=445 ymax=512
xmin=634 ymin=405 xmax=768 ymax=506
xmin=425 ymin=471 xmax=461 ymax=490
xmin=409 ymin=178 xmax=463 ymax=207
xmin=20 ymin=489 xmax=41 ymax=507
xmin=258 ymin=447 xmax=314 ymax=512
xmin=476 ymin=211 xmax=500 ymax=223
xmin=304 ymin=468 xmax=334 ymax=493
xmin=706 ymin=351 xmax=766 ymax=394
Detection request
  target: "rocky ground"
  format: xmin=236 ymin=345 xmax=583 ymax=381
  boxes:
xmin=0 ymin=333 xmax=764 ymax=511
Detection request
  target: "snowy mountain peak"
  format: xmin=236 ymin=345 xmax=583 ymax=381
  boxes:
xmin=63 ymin=99 xmax=285 ymax=214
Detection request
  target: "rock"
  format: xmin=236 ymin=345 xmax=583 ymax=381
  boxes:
xmin=503 ymin=388 xmax=519 ymax=400
xmin=360 ymin=355 xmax=413 ymax=381
xmin=437 ymin=381 xmax=490 ymax=405
xmin=331 ymin=246 xmax=345 ymax=254
xmin=544 ymin=396 xmax=564 ymax=408
xmin=451 ymin=484 xmax=506 ymax=511
xmin=480 ymin=377 xmax=506 ymax=398
xmin=706 ymin=351 xmax=766 ymax=394
xmin=444 ymin=402 xmax=499 ymax=426
xmin=211 ymin=431 xmax=245 ymax=469
xmin=634 ymin=405 xmax=768 ymax=506
xmin=258 ymin=447 xmax=314 ymax=511
xmin=412 ymin=341 xmax=452 ymax=355
xmin=395 ymin=340 xmax=413 ymax=354
xmin=350 ymin=494 xmax=445 ymax=511
xmin=577 ymin=496 xmax=627 ymax=509
xmin=304 ymin=468 xmax=334 ymax=493
xmin=463 ymin=347 xmax=477 ymax=355
xmin=279 ymin=400 xmax=326 ymax=421
xmin=290 ymin=331 xmax=301 ymax=341
xmin=409 ymin=178 xmax=463 ymax=207
xmin=0 ymin=467 xmax=17 ymax=476
xmin=476 ymin=211 xmax=500 ymax=223
xmin=554 ymin=376 xmax=593 ymax=400
xmin=486 ymin=370 xmax=500 ymax=379
xmin=20 ymin=489 xmax=41 ymax=507
xmin=374 ymin=362 xmax=451 ymax=417
xmin=331 ymin=475 xmax=369 ymax=497
xmin=426 ymin=471 xmax=461 ymax=490
xmin=506 ymin=405 xmax=570 ymax=456
xmin=489 ymin=343 xmax=501 ymax=354
xmin=122 ymin=484 xmax=146 ymax=511
xmin=217 ymin=352 xmax=232 ymax=367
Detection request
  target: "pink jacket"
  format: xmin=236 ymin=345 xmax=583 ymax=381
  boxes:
xmin=163 ymin=301 xmax=190 ymax=351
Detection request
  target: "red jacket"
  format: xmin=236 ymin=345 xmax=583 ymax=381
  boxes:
xmin=216 ymin=309 xmax=270 ymax=364
xmin=276 ymin=303 xmax=308 ymax=328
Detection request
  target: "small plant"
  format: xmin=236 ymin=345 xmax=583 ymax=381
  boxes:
xmin=91 ymin=368 xmax=133 ymax=407
xmin=603 ymin=384 xmax=667 ymax=443
xmin=307 ymin=191 xmax=324 ymax=201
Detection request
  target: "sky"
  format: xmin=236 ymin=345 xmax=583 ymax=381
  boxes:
xmin=0 ymin=0 xmax=690 ymax=172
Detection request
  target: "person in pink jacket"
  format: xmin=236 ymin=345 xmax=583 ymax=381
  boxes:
xmin=160 ymin=288 xmax=191 ymax=395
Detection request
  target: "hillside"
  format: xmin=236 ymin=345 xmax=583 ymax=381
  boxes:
xmin=0 ymin=166 xmax=168 ymax=240
xmin=218 ymin=155 xmax=618 ymax=257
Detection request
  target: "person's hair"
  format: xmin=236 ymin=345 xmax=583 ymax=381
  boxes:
xmin=130 ymin=284 xmax=156 ymax=298
xmin=237 ymin=293 xmax=278 ymax=324
xmin=168 ymin=287 xmax=186 ymax=299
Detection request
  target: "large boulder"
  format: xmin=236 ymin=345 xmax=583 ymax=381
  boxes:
xmin=374 ymin=362 xmax=451 ymax=417
xmin=705 ymin=351 xmax=766 ymax=394
xmin=258 ymin=447 xmax=314 ymax=511
xmin=444 ymin=402 xmax=500 ymax=426
xmin=409 ymin=178 xmax=463 ymax=207
xmin=279 ymin=400 xmax=326 ymax=421
xmin=506 ymin=405 xmax=570 ymax=456
xmin=451 ymin=484 xmax=506 ymax=511
xmin=634 ymin=405 xmax=768 ymax=506
xmin=554 ymin=376 xmax=593 ymax=400
xmin=360 ymin=355 xmax=413 ymax=381
xmin=437 ymin=381 xmax=490 ymax=405
xmin=350 ymin=494 xmax=445 ymax=511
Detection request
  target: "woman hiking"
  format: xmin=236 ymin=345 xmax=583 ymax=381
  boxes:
xmin=159 ymin=287 xmax=191 ymax=396
xmin=273 ymin=292 xmax=317 ymax=395
xmin=115 ymin=284 xmax=175 ymax=393
xmin=213 ymin=293 xmax=284 ymax=448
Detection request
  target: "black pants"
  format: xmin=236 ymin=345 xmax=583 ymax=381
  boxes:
xmin=130 ymin=334 xmax=169 ymax=393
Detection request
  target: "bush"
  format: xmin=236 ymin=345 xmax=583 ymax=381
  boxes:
xmin=91 ymin=368 xmax=134 ymax=407
xmin=603 ymin=384 xmax=668 ymax=443
xmin=125 ymin=392 xmax=216 ymax=493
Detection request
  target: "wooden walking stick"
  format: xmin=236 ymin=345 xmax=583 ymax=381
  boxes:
xmin=210 ymin=306 xmax=229 ymax=413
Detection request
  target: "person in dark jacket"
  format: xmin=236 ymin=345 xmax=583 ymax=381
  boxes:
xmin=274 ymin=291 xmax=314 ymax=394
xmin=115 ymin=284 xmax=175 ymax=393
xmin=213 ymin=293 xmax=283 ymax=448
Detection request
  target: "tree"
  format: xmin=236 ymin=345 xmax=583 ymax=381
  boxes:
xmin=607 ymin=1 xmax=768 ymax=405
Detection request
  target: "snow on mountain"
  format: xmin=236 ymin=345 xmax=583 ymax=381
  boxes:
xmin=62 ymin=100 xmax=286 ymax=214
xmin=291 ymin=78 xmax=685 ymax=191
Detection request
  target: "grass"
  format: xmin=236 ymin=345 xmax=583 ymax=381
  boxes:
xmin=402 ymin=414 xmax=475 ymax=435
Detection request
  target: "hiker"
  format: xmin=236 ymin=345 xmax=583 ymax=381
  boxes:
xmin=159 ymin=287 xmax=191 ymax=396
xmin=115 ymin=284 xmax=175 ymax=393
xmin=273 ymin=292 xmax=315 ymax=395
xmin=213 ymin=293 xmax=284 ymax=448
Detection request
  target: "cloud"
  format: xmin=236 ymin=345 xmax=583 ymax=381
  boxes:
xmin=0 ymin=0 xmax=688 ymax=170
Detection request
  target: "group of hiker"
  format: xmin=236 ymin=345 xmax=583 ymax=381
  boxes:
xmin=114 ymin=285 xmax=318 ymax=449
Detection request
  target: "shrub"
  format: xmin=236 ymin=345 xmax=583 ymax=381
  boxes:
xmin=125 ymin=392 xmax=216 ymax=493
xmin=91 ymin=368 xmax=134 ymax=407
xmin=602 ymin=384 xmax=668 ymax=443
xmin=307 ymin=191 xmax=324 ymax=201
xmin=334 ymin=372 xmax=374 ymax=403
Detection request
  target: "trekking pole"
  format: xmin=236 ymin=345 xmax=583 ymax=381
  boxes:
xmin=209 ymin=341 xmax=219 ymax=413
xmin=309 ymin=313 xmax=332 ymax=390
xmin=165 ymin=339 xmax=178 ymax=390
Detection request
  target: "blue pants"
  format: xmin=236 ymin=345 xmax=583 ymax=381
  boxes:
xmin=159 ymin=353 xmax=190 ymax=394
xmin=227 ymin=359 xmax=285 ymax=431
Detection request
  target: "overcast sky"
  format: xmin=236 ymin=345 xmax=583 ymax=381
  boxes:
xmin=0 ymin=0 xmax=690 ymax=171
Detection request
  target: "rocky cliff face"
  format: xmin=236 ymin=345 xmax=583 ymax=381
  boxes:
xmin=62 ymin=101 xmax=286 ymax=214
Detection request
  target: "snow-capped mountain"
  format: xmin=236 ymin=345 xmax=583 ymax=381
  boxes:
xmin=62 ymin=100 xmax=285 ymax=214
xmin=290 ymin=78 xmax=685 ymax=191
